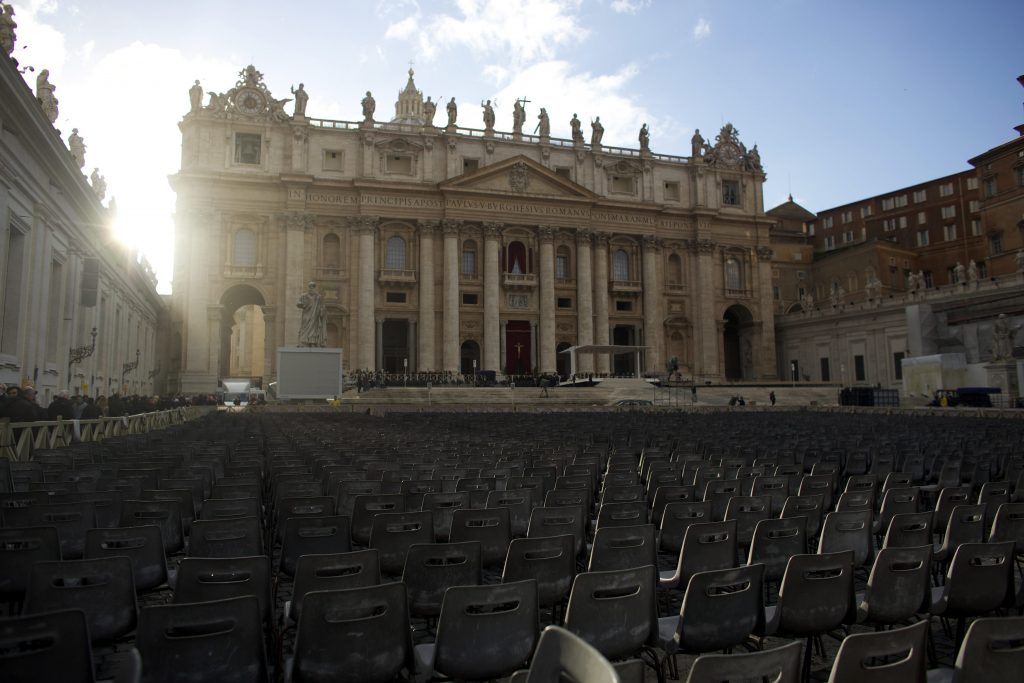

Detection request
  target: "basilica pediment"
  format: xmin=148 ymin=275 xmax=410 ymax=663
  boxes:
xmin=439 ymin=155 xmax=598 ymax=200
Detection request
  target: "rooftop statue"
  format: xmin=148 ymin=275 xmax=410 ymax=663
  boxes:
xmin=446 ymin=97 xmax=458 ymax=127
xmin=189 ymin=80 xmax=203 ymax=112
xmin=68 ymin=128 xmax=86 ymax=169
xmin=590 ymin=116 xmax=604 ymax=147
xmin=423 ymin=96 xmax=437 ymax=126
xmin=535 ymin=108 xmax=550 ymax=137
xmin=36 ymin=69 xmax=58 ymax=124
xmin=90 ymin=168 xmax=106 ymax=201
xmin=570 ymin=113 xmax=583 ymax=144
xmin=1 ymin=3 xmax=17 ymax=56
xmin=291 ymin=83 xmax=308 ymax=117
xmin=638 ymin=123 xmax=650 ymax=152
xmin=481 ymin=99 xmax=495 ymax=130
xmin=362 ymin=91 xmax=376 ymax=122
xmin=691 ymin=129 xmax=704 ymax=158
xmin=512 ymin=98 xmax=526 ymax=135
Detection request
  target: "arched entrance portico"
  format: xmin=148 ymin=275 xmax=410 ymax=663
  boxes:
xmin=722 ymin=304 xmax=754 ymax=381
xmin=219 ymin=285 xmax=268 ymax=387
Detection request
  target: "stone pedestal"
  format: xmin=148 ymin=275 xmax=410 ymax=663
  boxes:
xmin=985 ymin=360 xmax=1020 ymax=398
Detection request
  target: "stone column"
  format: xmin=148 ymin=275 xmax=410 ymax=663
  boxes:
xmin=694 ymin=231 xmax=720 ymax=380
xmin=417 ymin=220 xmax=437 ymax=371
xmin=755 ymin=246 xmax=777 ymax=379
xmin=593 ymin=231 xmax=611 ymax=374
xmin=375 ymin=319 xmax=384 ymax=369
xmin=355 ymin=216 xmax=377 ymax=370
xmin=538 ymin=226 xmax=556 ymax=373
xmin=408 ymin=320 xmax=417 ymax=371
xmin=576 ymin=230 xmax=594 ymax=374
xmin=207 ymin=304 xmax=222 ymax=383
xmin=442 ymin=219 xmax=461 ymax=372
xmin=483 ymin=222 xmax=502 ymax=373
xmin=181 ymin=209 xmax=216 ymax=391
xmin=500 ymin=319 xmax=507 ymax=368
xmin=531 ymin=321 xmax=539 ymax=371
xmin=261 ymin=307 xmax=276 ymax=383
xmin=283 ymin=212 xmax=312 ymax=348
xmin=642 ymin=234 xmax=663 ymax=374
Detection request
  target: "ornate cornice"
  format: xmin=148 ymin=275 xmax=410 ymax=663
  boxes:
xmin=352 ymin=215 xmax=379 ymax=234
xmin=696 ymin=238 xmax=717 ymax=254
xmin=482 ymin=221 xmax=503 ymax=238
xmin=576 ymin=229 xmax=593 ymax=246
xmin=417 ymin=219 xmax=440 ymax=235
xmin=593 ymin=231 xmax=611 ymax=247
xmin=442 ymin=219 xmax=462 ymax=235
xmin=756 ymin=246 xmax=774 ymax=260
xmin=537 ymin=225 xmax=555 ymax=242
xmin=642 ymin=234 xmax=661 ymax=251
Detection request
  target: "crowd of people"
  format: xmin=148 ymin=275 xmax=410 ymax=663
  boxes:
xmin=0 ymin=384 xmax=220 ymax=423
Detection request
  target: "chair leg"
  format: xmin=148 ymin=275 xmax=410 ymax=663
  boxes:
xmin=802 ymin=636 xmax=813 ymax=683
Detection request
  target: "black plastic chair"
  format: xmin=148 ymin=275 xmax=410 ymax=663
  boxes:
xmin=855 ymin=545 xmax=932 ymax=628
xmin=818 ymin=510 xmax=875 ymax=569
xmin=402 ymin=541 xmax=481 ymax=621
xmin=350 ymin=493 xmax=405 ymax=546
xmin=747 ymin=516 xmax=808 ymax=591
xmin=826 ymin=619 xmax=928 ymax=683
xmin=930 ymin=541 xmax=1015 ymax=646
xmin=200 ymin=497 xmax=260 ymax=520
xmin=926 ymin=616 xmax=1024 ymax=682
xmin=173 ymin=555 xmax=272 ymax=628
xmin=449 ymin=506 xmax=512 ymax=568
xmin=0 ymin=525 xmax=61 ymax=603
xmin=285 ymin=549 xmax=380 ymax=623
xmin=287 ymin=583 xmax=414 ymax=683
xmin=188 ymin=516 xmax=263 ymax=558
xmin=588 ymin=523 xmax=657 ymax=572
xmin=369 ymin=510 xmax=433 ymax=577
xmin=0 ymin=608 xmax=95 ymax=683
xmin=137 ymin=595 xmax=268 ymax=683
xmin=527 ymin=504 xmax=586 ymax=559
xmin=684 ymin=640 xmax=802 ymax=683
xmin=502 ymin=533 xmax=576 ymax=610
xmin=658 ymin=501 xmax=712 ymax=556
xmin=882 ymin=511 xmax=933 ymax=549
xmin=414 ymin=579 xmax=539 ymax=681
xmin=24 ymin=555 xmax=137 ymax=644
xmin=659 ymin=520 xmax=738 ymax=591
xmin=278 ymin=515 xmax=351 ymax=577
xmin=120 ymin=499 xmax=184 ymax=555
xmin=421 ymin=491 xmax=470 ymax=541
xmin=84 ymin=525 xmax=168 ymax=593
xmin=3 ymin=501 xmax=96 ymax=559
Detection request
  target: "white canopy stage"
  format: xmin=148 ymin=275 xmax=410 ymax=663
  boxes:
xmin=559 ymin=344 xmax=649 ymax=379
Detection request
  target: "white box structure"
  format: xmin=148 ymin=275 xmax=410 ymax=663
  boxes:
xmin=276 ymin=347 xmax=344 ymax=400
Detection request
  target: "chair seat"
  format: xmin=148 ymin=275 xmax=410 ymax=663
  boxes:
xmin=657 ymin=615 xmax=679 ymax=654
xmin=926 ymin=669 xmax=953 ymax=683
xmin=414 ymin=643 xmax=436 ymax=678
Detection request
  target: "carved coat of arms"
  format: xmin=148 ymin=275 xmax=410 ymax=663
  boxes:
xmin=509 ymin=162 xmax=530 ymax=193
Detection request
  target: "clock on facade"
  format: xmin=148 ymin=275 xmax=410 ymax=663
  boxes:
xmin=235 ymin=88 xmax=265 ymax=115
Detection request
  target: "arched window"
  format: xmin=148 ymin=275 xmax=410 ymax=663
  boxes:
xmin=668 ymin=253 xmax=683 ymax=284
xmin=725 ymin=258 xmax=742 ymax=290
xmin=612 ymin=249 xmax=630 ymax=281
xmin=507 ymin=241 xmax=527 ymax=274
xmin=555 ymin=245 xmax=571 ymax=280
xmin=322 ymin=233 xmax=341 ymax=268
xmin=233 ymin=229 xmax=257 ymax=267
xmin=385 ymin=236 xmax=407 ymax=270
xmin=462 ymin=239 xmax=477 ymax=277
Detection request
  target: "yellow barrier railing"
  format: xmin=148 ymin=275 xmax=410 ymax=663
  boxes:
xmin=0 ymin=407 xmax=203 ymax=462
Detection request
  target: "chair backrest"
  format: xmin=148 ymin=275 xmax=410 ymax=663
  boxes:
xmin=273 ymin=495 xmax=334 ymax=540
xmin=596 ymin=500 xmax=648 ymax=530
xmin=724 ymin=495 xmax=771 ymax=546
xmin=933 ymin=486 xmax=973 ymax=532
xmin=120 ymin=499 xmax=184 ymax=554
xmin=290 ymin=549 xmax=380 ymax=622
xmin=279 ymin=515 xmax=351 ymax=577
xmin=658 ymin=501 xmax=712 ymax=555
xmin=664 ymin=520 xmax=738 ymax=590
xmin=858 ymin=545 xmax=932 ymax=626
xmin=350 ymin=493 xmax=405 ymax=546
xmin=798 ymin=475 xmax=834 ymax=512
xmin=938 ymin=541 xmax=1015 ymax=618
xmin=780 ymin=494 xmax=823 ymax=538
xmin=750 ymin=476 xmax=790 ymax=515
xmin=368 ymin=510 xmax=433 ymax=577
xmin=685 ymin=641 xmax=802 ymax=683
xmin=775 ymin=551 xmax=855 ymax=637
xmin=200 ymin=497 xmax=259 ymax=520
xmin=818 ymin=510 xmax=874 ymax=568
xmin=676 ymin=564 xmax=766 ymax=653
xmin=188 ymin=516 xmax=263 ymax=558
xmin=588 ymin=524 xmax=657 ymax=572
xmin=826 ymin=619 xmax=928 ymax=683
xmin=951 ymin=615 xmax=1024 ymax=682
xmin=702 ymin=480 xmax=742 ymax=522
xmin=748 ymin=516 xmax=807 ymax=583
xmin=450 ymin=507 xmax=511 ymax=567
xmin=486 ymin=489 xmax=534 ymax=537
xmin=876 ymin=487 xmax=920 ymax=534
xmin=432 ymin=579 xmax=539 ymax=680
xmin=292 ymin=583 xmax=413 ymax=683
xmin=836 ymin=490 xmax=875 ymax=514
xmin=882 ymin=511 xmax=933 ymax=549
xmin=173 ymin=555 xmax=271 ymax=625
xmin=527 ymin=505 xmax=586 ymax=558
xmin=3 ymin=502 xmax=96 ymax=559
xmin=137 ymin=595 xmax=268 ymax=683
xmin=502 ymin=534 xmax=576 ymax=607
xmin=421 ymin=491 xmax=470 ymax=541
xmin=0 ymin=525 xmax=61 ymax=600
xmin=650 ymin=485 xmax=697 ymax=525
xmin=515 ymin=625 xmax=620 ymax=683
xmin=988 ymin=502 xmax=1024 ymax=556
xmin=564 ymin=565 xmax=658 ymax=661
xmin=0 ymin=608 xmax=95 ymax=682
xmin=402 ymin=541 xmax=481 ymax=619
xmin=24 ymin=556 xmax=137 ymax=643
xmin=84 ymin=525 xmax=167 ymax=592
xmin=937 ymin=503 xmax=985 ymax=559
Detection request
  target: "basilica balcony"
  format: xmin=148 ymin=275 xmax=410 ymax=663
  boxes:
xmin=610 ymin=279 xmax=642 ymax=295
xmin=317 ymin=267 xmax=343 ymax=280
xmin=379 ymin=269 xmax=417 ymax=286
xmin=223 ymin=264 xmax=264 ymax=279
xmin=725 ymin=287 xmax=753 ymax=299
xmin=503 ymin=272 xmax=538 ymax=290
xmin=665 ymin=283 xmax=687 ymax=294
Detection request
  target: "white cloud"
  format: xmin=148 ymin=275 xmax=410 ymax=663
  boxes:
xmin=386 ymin=0 xmax=587 ymax=68
xmin=693 ymin=18 xmax=711 ymax=41
xmin=610 ymin=0 xmax=651 ymax=14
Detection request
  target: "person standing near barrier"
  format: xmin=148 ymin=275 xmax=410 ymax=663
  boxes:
xmin=769 ymin=391 xmax=776 ymax=406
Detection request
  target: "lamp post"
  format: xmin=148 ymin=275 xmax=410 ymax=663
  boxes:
xmin=403 ymin=357 xmax=408 ymax=388
xmin=472 ymin=359 xmax=477 ymax=386
xmin=122 ymin=349 xmax=140 ymax=392
xmin=68 ymin=327 xmax=98 ymax=380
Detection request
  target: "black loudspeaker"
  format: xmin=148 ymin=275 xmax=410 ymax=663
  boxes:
xmin=80 ymin=258 xmax=99 ymax=307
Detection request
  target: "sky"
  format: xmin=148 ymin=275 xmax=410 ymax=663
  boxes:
xmin=9 ymin=0 xmax=1024 ymax=294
